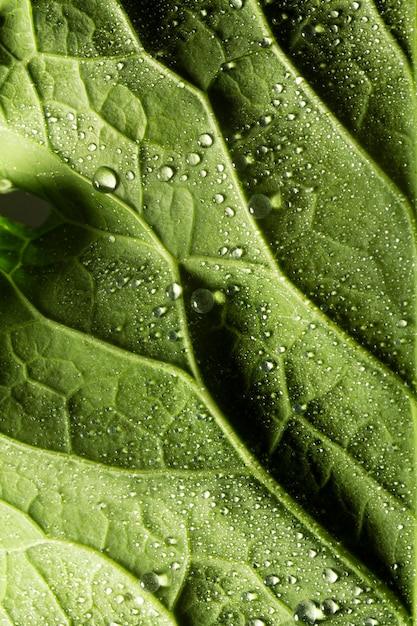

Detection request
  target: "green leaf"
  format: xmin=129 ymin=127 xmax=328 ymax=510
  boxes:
xmin=0 ymin=0 xmax=416 ymax=624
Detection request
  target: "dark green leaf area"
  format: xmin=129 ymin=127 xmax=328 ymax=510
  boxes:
xmin=180 ymin=258 xmax=415 ymax=604
xmin=12 ymin=222 xmax=189 ymax=368
xmin=0 ymin=281 xmax=242 ymax=470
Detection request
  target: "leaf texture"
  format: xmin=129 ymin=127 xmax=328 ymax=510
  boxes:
xmin=0 ymin=0 xmax=416 ymax=624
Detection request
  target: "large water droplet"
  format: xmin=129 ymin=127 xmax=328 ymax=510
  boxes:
xmin=191 ymin=288 xmax=214 ymax=314
xmin=322 ymin=568 xmax=339 ymax=583
xmin=198 ymin=133 xmax=213 ymax=148
xmin=92 ymin=166 xmax=119 ymax=193
xmin=157 ymin=165 xmax=175 ymax=182
xmin=140 ymin=572 xmax=162 ymax=593
xmin=321 ymin=598 xmax=339 ymax=616
xmin=293 ymin=599 xmax=318 ymax=624
xmin=186 ymin=152 xmax=201 ymax=165
xmin=229 ymin=0 xmax=243 ymax=8
xmin=248 ymin=194 xmax=273 ymax=219
xmin=0 ymin=179 xmax=13 ymax=193
xmin=166 ymin=282 xmax=182 ymax=300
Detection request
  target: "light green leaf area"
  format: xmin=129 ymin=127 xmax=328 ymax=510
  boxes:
xmin=0 ymin=0 xmax=416 ymax=624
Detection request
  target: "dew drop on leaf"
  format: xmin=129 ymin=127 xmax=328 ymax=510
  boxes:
xmin=248 ymin=193 xmax=273 ymax=219
xmin=259 ymin=360 xmax=275 ymax=372
xmin=191 ymin=288 xmax=214 ymax=314
xmin=0 ymin=179 xmax=13 ymax=193
xmin=152 ymin=306 xmax=168 ymax=318
xmin=186 ymin=152 xmax=201 ymax=165
xmin=198 ymin=133 xmax=214 ymax=147
xmin=157 ymin=165 xmax=175 ymax=181
xmin=230 ymin=246 xmax=244 ymax=259
xmin=321 ymin=598 xmax=340 ymax=615
xmin=293 ymin=599 xmax=319 ymax=624
xmin=140 ymin=572 xmax=161 ymax=593
xmin=322 ymin=567 xmax=339 ymax=583
xmin=166 ymin=282 xmax=182 ymax=300
xmin=264 ymin=574 xmax=279 ymax=586
xmin=92 ymin=166 xmax=119 ymax=193
xmin=229 ymin=0 xmax=243 ymax=8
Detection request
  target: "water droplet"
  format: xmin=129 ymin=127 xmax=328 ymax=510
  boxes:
xmin=213 ymin=193 xmax=225 ymax=204
xmin=191 ymin=288 xmax=214 ymax=314
xmin=293 ymin=599 xmax=318 ymax=624
xmin=125 ymin=170 xmax=135 ymax=180
xmin=322 ymin=568 xmax=339 ymax=584
xmin=364 ymin=619 xmax=379 ymax=626
xmin=140 ymin=572 xmax=162 ymax=593
xmin=229 ymin=0 xmax=243 ymax=8
xmin=301 ymin=24 xmax=316 ymax=41
xmin=259 ymin=360 xmax=275 ymax=372
xmin=245 ymin=620 xmax=266 ymax=626
xmin=198 ymin=133 xmax=213 ymax=148
xmin=157 ymin=165 xmax=175 ymax=181
xmin=264 ymin=574 xmax=279 ymax=587
xmin=116 ymin=62 xmax=125 ymax=70
xmin=88 ymin=142 xmax=97 ymax=152
xmin=108 ymin=235 xmax=116 ymax=243
xmin=292 ymin=403 xmax=305 ymax=414
xmin=224 ymin=207 xmax=235 ymax=217
xmin=321 ymin=598 xmax=339 ymax=615
xmin=186 ymin=152 xmax=201 ymax=165
xmin=92 ymin=166 xmax=119 ymax=193
xmin=248 ymin=194 xmax=273 ymax=219
xmin=233 ymin=154 xmax=249 ymax=170
xmin=166 ymin=282 xmax=182 ymax=300
xmin=153 ymin=306 xmax=168 ymax=318
xmin=396 ymin=319 xmax=407 ymax=328
xmin=259 ymin=36 xmax=272 ymax=48
xmin=0 ymin=179 xmax=13 ymax=193
xmin=230 ymin=247 xmax=244 ymax=259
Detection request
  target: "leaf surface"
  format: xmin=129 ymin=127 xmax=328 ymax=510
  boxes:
xmin=0 ymin=0 xmax=416 ymax=624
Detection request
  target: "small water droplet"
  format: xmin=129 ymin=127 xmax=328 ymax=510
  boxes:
xmin=322 ymin=568 xmax=339 ymax=583
xmin=230 ymin=246 xmax=244 ymax=259
xmin=364 ymin=619 xmax=379 ymax=626
xmin=191 ymin=288 xmax=214 ymax=314
xmin=259 ymin=360 xmax=275 ymax=372
xmin=108 ymin=235 xmax=116 ymax=243
xmin=92 ymin=166 xmax=119 ymax=193
xmin=396 ymin=319 xmax=407 ymax=328
xmin=321 ymin=598 xmax=339 ymax=615
xmin=245 ymin=620 xmax=266 ymax=626
xmin=213 ymin=193 xmax=225 ymax=204
xmin=248 ymin=193 xmax=273 ymax=219
xmin=88 ymin=142 xmax=97 ymax=152
xmin=293 ymin=599 xmax=318 ymax=624
xmin=259 ymin=36 xmax=272 ymax=48
xmin=157 ymin=165 xmax=175 ymax=182
xmin=166 ymin=282 xmax=182 ymax=300
xmin=224 ymin=207 xmax=235 ymax=217
xmin=125 ymin=170 xmax=135 ymax=180
xmin=264 ymin=574 xmax=279 ymax=587
xmin=229 ymin=0 xmax=243 ymax=8
xmin=116 ymin=62 xmax=125 ymax=70
xmin=198 ymin=133 xmax=213 ymax=147
xmin=186 ymin=152 xmax=201 ymax=165
xmin=292 ymin=403 xmax=305 ymax=414
xmin=153 ymin=306 xmax=168 ymax=318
